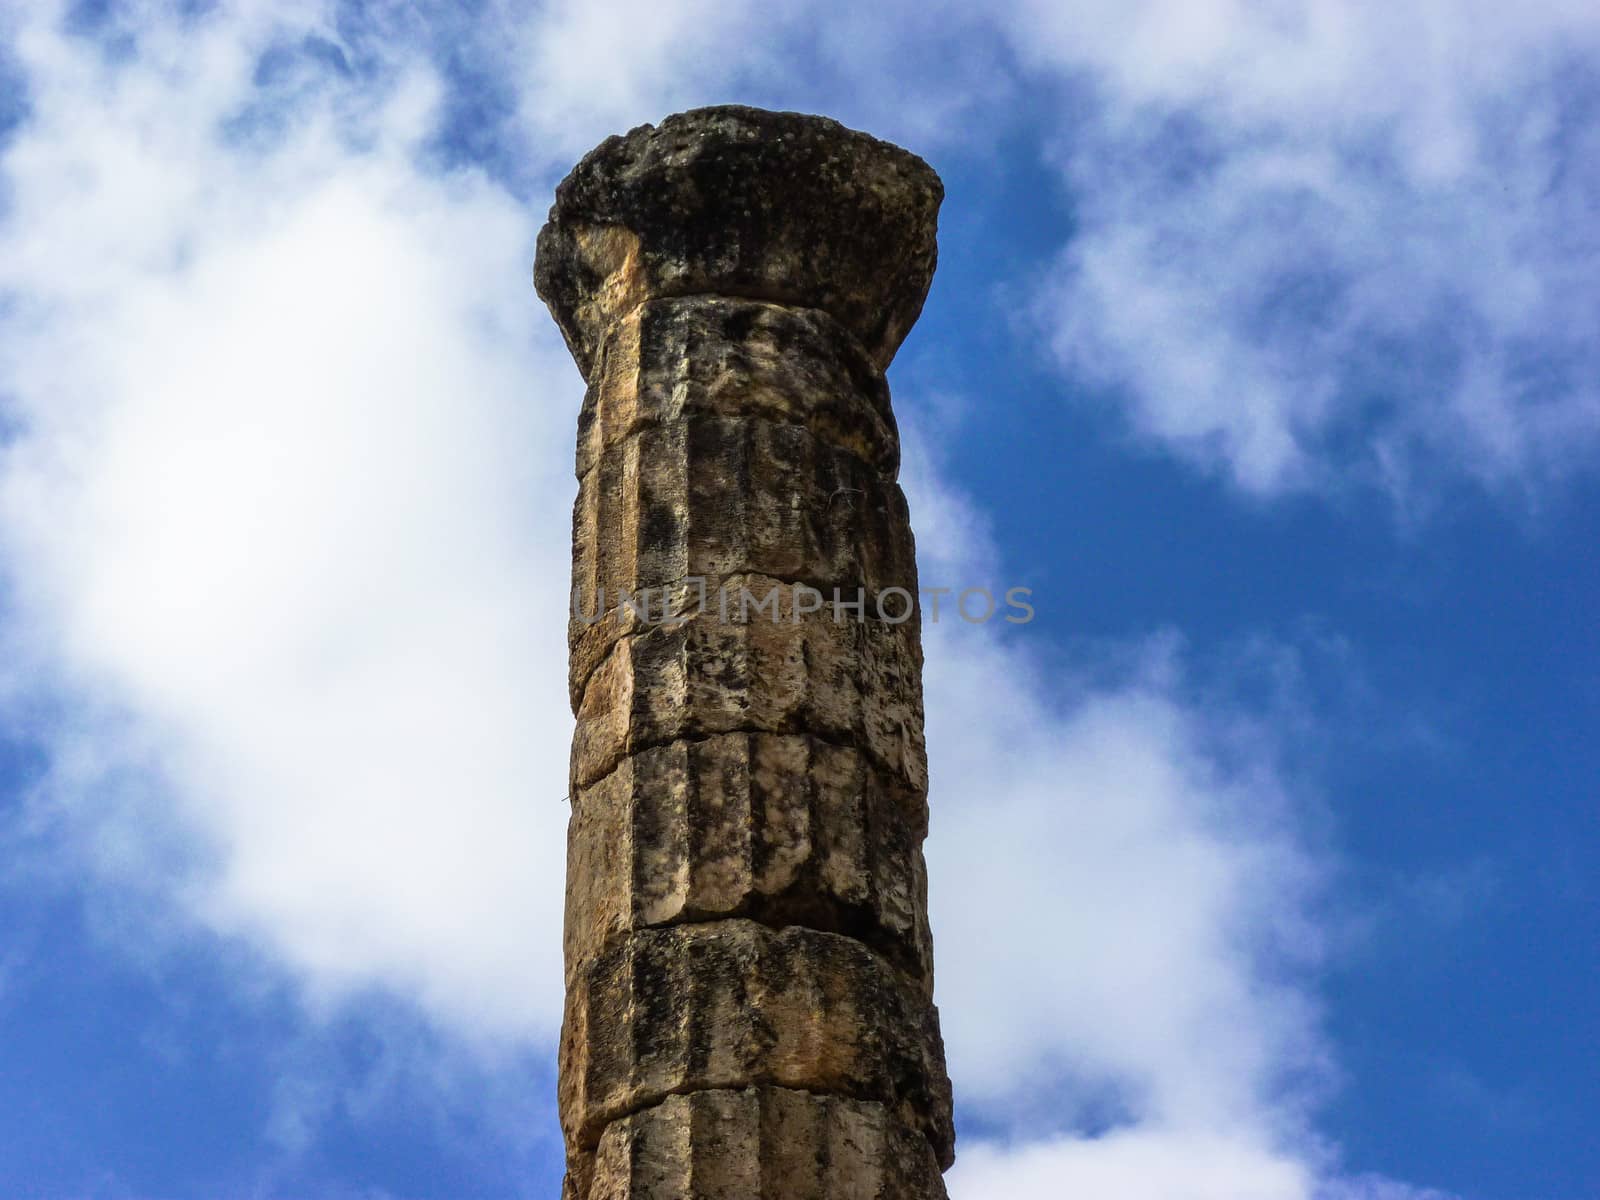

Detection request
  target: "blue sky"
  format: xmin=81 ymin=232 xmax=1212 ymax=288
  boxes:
xmin=0 ymin=2 xmax=1595 ymax=1198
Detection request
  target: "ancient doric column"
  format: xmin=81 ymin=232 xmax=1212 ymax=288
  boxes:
xmin=535 ymin=105 xmax=953 ymax=1200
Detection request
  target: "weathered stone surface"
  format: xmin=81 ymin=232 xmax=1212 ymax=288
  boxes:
xmin=571 ymin=1087 xmax=948 ymax=1200
xmin=568 ymin=415 xmax=918 ymax=705
xmin=535 ymin=105 xmax=943 ymax=377
xmin=570 ymin=575 xmax=927 ymax=796
xmin=559 ymin=919 xmax=954 ymax=1168
xmin=544 ymin=106 xmax=952 ymax=1197
xmin=566 ymin=733 xmax=932 ymax=989
xmin=578 ymin=295 xmax=900 ymax=479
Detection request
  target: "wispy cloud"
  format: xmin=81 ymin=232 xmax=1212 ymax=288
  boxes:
xmin=902 ymin=430 xmax=1392 ymax=1197
xmin=1 ymin=1 xmax=575 ymax=1041
xmin=1008 ymin=0 xmax=1600 ymax=503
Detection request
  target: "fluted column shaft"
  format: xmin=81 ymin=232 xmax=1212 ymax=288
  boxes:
xmin=535 ymin=106 xmax=952 ymax=1200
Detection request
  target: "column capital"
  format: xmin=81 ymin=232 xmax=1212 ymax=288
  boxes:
xmin=534 ymin=105 xmax=942 ymax=379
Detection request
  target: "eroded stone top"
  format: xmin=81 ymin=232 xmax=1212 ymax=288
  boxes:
xmin=534 ymin=105 xmax=943 ymax=378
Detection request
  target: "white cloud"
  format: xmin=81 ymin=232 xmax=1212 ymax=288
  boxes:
xmin=1006 ymin=0 xmax=1600 ymax=500
xmin=1 ymin=1 xmax=576 ymax=1041
xmin=502 ymin=0 xmax=1010 ymax=171
xmin=949 ymin=1127 xmax=1312 ymax=1200
xmin=511 ymin=0 xmax=782 ymax=161
xmin=924 ymin=635 xmax=1325 ymax=1127
xmin=949 ymin=1127 xmax=1460 ymax=1200
xmin=899 ymin=435 xmax=1416 ymax=1196
xmin=900 ymin=439 xmax=1325 ymax=1122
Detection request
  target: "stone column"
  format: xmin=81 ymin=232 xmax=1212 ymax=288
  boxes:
xmin=535 ymin=105 xmax=953 ymax=1200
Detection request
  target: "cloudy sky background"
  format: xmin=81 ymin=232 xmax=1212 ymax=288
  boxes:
xmin=0 ymin=1 xmax=1595 ymax=1197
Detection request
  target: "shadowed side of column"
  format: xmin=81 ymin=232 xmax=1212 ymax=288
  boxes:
xmin=537 ymin=105 xmax=951 ymax=1200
